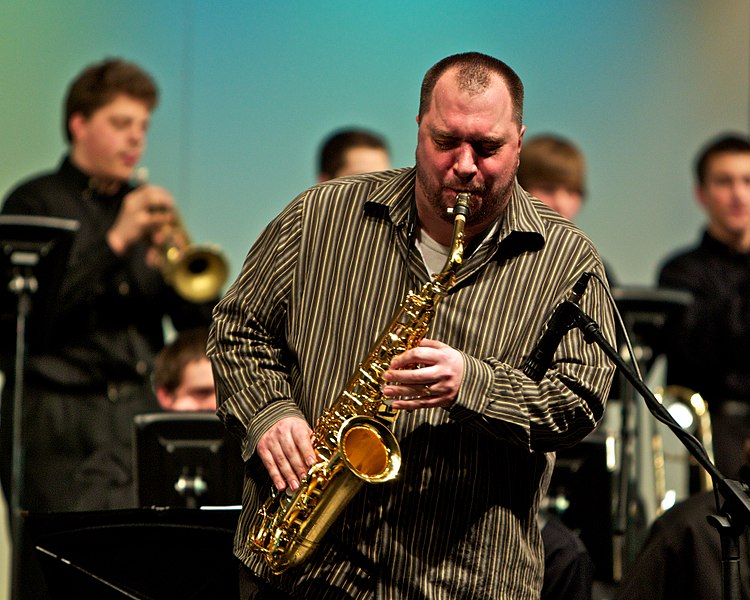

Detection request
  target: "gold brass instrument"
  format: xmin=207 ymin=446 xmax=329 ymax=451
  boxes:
xmin=135 ymin=167 xmax=229 ymax=302
xmin=652 ymin=385 xmax=713 ymax=515
xmin=160 ymin=221 xmax=229 ymax=303
xmin=248 ymin=193 xmax=472 ymax=574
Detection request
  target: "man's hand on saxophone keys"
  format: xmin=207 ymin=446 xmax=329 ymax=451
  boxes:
xmin=256 ymin=416 xmax=317 ymax=492
xmin=382 ymin=339 xmax=464 ymax=410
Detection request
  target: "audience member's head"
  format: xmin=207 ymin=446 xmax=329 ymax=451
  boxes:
xmin=693 ymin=133 xmax=750 ymax=252
xmin=64 ymin=58 xmax=158 ymax=143
xmin=64 ymin=58 xmax=159 ymax=185
xmin=153 ymin=328 xmax=216 ymax=412
xmin=318 ymin=128 xmax=390 ymax=181
xmin=517 ymin=134 xmax=586 ymax=222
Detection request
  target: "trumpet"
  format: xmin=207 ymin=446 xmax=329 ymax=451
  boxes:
xmin=135 ymin=167 xmax=229 ymax=303
xmin=160 ymin=221 xmax=229 ymax=303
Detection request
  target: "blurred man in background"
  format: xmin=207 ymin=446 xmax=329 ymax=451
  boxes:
xmin=317 ymin=127 xmax=390 ymax=181
xmin=657 ymin=133 xmax=750 ymax=480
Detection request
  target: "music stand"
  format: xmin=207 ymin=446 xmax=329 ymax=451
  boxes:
xmin=608 ymin=286 xmax=692 ymax=580
xmin=0 ymin=215 xmax=79 ymax=600
xmin=133 ymin=412 xmax=244 ymax=509
xmin=24 ymin=507 xmax=240 ymax=599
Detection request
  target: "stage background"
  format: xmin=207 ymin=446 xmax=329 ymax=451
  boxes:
xmin=0 ymin=2 xmax=749 ymax=598
xmin=1 ymin=1 xmax=748 ymax=288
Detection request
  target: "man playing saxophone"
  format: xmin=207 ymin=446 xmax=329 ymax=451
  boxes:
xmin=209 ymin=51 xmax=616 ymax=600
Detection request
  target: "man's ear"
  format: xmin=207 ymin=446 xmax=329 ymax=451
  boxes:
xmin=155 ymin=387 xmax=175 ymax=411
xmin=695 ymin=184 xmax=708 ymax=210
xmin=68 ymin=112 xmax=87 ymax=143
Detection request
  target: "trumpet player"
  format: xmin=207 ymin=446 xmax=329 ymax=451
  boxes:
xmin=210 ymin=52 xmax=616 ymax=600
xmin=0 ymin=58 xmax=216 ymax=521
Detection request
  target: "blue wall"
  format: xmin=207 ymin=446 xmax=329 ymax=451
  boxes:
xmin=2 ymin=1 xmax=749 ymax=285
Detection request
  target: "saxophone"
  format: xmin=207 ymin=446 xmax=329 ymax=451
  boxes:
xmin=248 ymin=193 xmax=471 ymax=574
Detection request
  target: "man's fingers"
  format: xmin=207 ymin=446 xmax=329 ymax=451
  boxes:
xmin=258 ymin=417 xmax=315 ymax=491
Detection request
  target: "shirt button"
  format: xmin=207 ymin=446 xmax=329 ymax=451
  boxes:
xmin=119 ymin=281 xmax=130 ymax=295
xmin=136 ymin=360 xmax=148 ymax=375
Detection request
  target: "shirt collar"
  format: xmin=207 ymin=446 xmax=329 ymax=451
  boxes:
xmin=60 ymin=155 xmax=93 ymax=191
xmin=59 ymin=155 xmax=132 ymax=200
xmin=363 ymin=168 xmax=546 ymax=252
xmin=701 ymin=229 xmax=750 ymax=258
xmin=364 ymin=167 xmax=416 ymax=229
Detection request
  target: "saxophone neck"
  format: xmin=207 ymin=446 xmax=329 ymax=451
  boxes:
xmin=438 ymin=193 xmax=471 ymax=281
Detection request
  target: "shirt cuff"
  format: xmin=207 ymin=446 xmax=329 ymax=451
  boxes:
xmin=244 ymin=399 xmax=307 ymax=460
xmin=448 ymin=352 xmax=493 ymax=421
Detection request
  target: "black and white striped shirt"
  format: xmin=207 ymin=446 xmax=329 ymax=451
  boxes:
xmin=208 ymin=167 xmax=615 ymax=599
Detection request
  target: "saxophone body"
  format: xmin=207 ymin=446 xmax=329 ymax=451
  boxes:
xmin=248 ymin=193 xmax=471 ymax=574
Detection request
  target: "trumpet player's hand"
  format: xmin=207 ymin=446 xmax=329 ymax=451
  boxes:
xmin=382 ymin=339 xmax=464 ymax=410
xmin=256 ymin=416 xmax=317 ymax=492
xmin=107 ymin=184 xmax=176 ymax=256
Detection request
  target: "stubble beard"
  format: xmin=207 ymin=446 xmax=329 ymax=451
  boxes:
xmin=416 ymin=160 xmax=516 ymax=226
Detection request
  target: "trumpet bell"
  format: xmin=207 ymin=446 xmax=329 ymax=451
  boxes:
xmin=164 ymin=244 xmax=229 ymax=303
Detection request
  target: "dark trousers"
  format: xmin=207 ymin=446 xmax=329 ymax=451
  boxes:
xmin=238 ymin=562 xmax=293 ymax=600
xmin=1 ymin=376 xmax=157 ymax=599
xmin=1 ymin=377 xmax=158 ymax=512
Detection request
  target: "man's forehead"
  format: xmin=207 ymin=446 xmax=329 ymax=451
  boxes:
xmin=429 ymin=124 xmax=504 ymax=143
xmin=95 ymin=94 xmax=151 ymax=116
xmin=706 ymin=152 xmax=750 ymax=174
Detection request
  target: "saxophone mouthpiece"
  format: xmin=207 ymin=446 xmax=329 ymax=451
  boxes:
xmin=447 ymin=192 xmax=471 ymax=218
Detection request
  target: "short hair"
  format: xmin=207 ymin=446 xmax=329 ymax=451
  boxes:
xmin=694 ymin=133 xmax=750 ymax=186
xmin=64 ymin=58 xmax=159 ymax=142
xmin=318 ymin=128 xmax=389 ymax=178
xmin=153 ymin=328 xmax=210 ymax=394
xmin=517 ymin=134 xmax=586 ymax=197
xmin=418 ymin=52 xmax=524 ymax=126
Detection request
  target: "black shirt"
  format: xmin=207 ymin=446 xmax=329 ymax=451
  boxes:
xmin=658 ymin=231 xmax=750 ymax=407
xmin=1 ymin=156 xmax=214 ymax=389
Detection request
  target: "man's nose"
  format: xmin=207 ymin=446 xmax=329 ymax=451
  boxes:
xmin=129 ymin=125 xmax=146 ymax=146
xmin=453 ymin=144 xmax=478 ymax=180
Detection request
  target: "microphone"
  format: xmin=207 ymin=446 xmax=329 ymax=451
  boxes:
xmin=521 ymin=272 xmax=592 ymax=382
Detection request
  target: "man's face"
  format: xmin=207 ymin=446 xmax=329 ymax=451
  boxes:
xmin=165 ymin=358 xmax=217 ymax=412
xmin=698 ymin=152 xmax=750 ymax=242
xmin=415 ymin=68 xmax=525 ymax=234
xmin=336 ymin=147 xmax=390 ymax=178
xmin=69 ymin=94 xmax=151 ymax=182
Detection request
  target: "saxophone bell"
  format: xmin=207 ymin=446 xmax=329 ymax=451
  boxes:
xmin=339 ymin=416 xmax=401 ymax=483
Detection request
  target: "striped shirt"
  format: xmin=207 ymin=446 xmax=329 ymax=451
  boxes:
xmin=208 ymin=167 xmax=615 ymax=599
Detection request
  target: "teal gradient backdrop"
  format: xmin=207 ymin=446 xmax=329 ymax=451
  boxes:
xmin=1 ymin=1 xmax=748 ymax=286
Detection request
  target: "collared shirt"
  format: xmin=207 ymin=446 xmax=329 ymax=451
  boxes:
xmin=209 ymin=167 xmax=615 ymax=600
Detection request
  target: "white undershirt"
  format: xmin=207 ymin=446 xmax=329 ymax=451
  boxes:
xmin=415 ymin=220 xmax=499 ymax=279
xmin=415 ymin=227 xmax=451 ymax=278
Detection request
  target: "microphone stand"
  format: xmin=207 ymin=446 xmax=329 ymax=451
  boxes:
xmin=566 ymin=305 xmax=750 ymax=600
